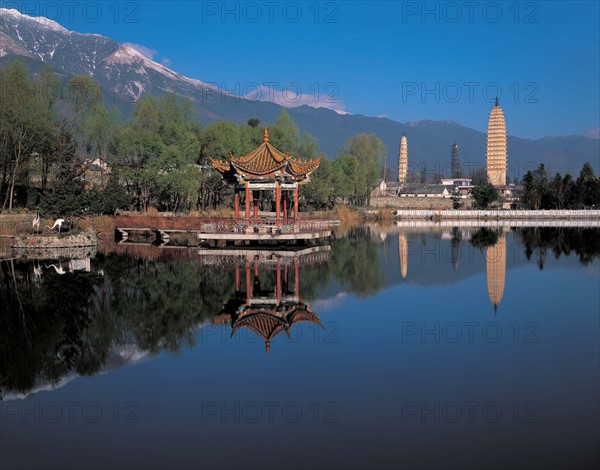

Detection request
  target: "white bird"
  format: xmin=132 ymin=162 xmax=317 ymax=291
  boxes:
xmin=33 ymin=262 xmax=43 ymax=281
xmin=46 ymin=218 xmax=66 ymax=234
xmin=45 ymin=263 xmax=66 ymax=275
xmin=32 ymin=213 xmax=41 ymax=233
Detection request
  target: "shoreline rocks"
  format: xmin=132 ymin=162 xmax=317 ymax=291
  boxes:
xmin=9 ymin=232 xmax=98 ymax=261
xmin=11 ymin=231 xmax=98 ymax=249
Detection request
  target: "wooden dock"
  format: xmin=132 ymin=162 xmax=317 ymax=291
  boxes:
xmin=114 ymin=216 xmax=336 ymax=245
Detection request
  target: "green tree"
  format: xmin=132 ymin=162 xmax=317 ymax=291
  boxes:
xmin=302 ymin=157 xmax=339 ymax=209
xmin=197 ymin=121 xmax=243 ymax=210
xmin=550 ymin=173 xmax=575 ymax=209
xmin=86 ymin=171 xmax=130 ymax=214
xmin=114 ymin=125 xmax=164 ymax=211
xmin=296 ymin=131 xmax=319 ymax=160
xmin=0 ymin=62 xmax=55 ymax=211
xmin=83 ymin=102 xmax=120 ymax=162
xmin=239 ymin=121 xmax=263 ymax=154
xmin=338 ymin=133 xmax=386 ymax=206
xmin=269 ymin=109 xmax=300 ymax=152
xmin=114 ymin=94 xmax=203 ymax=212
xmin=67 ymin=75 xmax=102 ymax=153
xmin=522 ymin=164 xmax=555 ymax=209
xmin=39 ymin=120 xmax=87 ymax=217
xmin=199 ymin=121 xmax=242 ymax=160
xmin=451 ymin=188 xmax=461 ymax=209
xmin=471 ymin=182 xmax=500 ymax=209
xmin=576 ymin=162 xmax=600 ymax=208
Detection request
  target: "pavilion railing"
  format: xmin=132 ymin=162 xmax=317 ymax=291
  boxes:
xmin=113 ymin=216 xmax=334 ymax=234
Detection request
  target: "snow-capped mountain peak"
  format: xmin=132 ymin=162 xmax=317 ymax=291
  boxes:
xmin=0 ymin=8 xmax=69 ymax=33
xmin=0 ymin=7 xmax=225 ymax=100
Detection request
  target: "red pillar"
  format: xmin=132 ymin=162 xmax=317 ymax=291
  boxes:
xmin=283 ymin=193 xmax=288 ymax=224
xmin=245 ymin=258 xmax=251 ymax=304
xmin=253 ymin=191 xmax=258 ymax=221
xmin=234 ymin=190 xmax=239 ymax=221
xmin=276 ymin=257 xmax=281 ymax=304
xmin=275 ymin=183 xmax=281 ymax=228
xmin=235 ymin=264 xmax=240 ymax=292
xmin=245 ymin=185 xmax=250 ymax=227
xmin=294 ymin=260 xmax=299 ymax=298
xmin=294 ymin=186 xmax=299 ymax=221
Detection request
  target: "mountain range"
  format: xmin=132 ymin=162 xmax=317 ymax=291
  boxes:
xmin=1 ymin=7 xmax=598 ymax=177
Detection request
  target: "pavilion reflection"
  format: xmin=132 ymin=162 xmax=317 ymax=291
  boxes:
xmin=204 ymin=246 xmax=330 ymax=352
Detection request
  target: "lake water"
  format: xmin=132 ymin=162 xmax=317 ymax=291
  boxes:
xmin=1 ymin=225 xmax=599 ymax=469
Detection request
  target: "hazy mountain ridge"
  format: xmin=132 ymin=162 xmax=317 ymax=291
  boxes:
xmin=1 ymin=7 xmax=598 ymax=176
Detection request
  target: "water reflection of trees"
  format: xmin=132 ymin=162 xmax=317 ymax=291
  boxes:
xmin=0 ymin=260 xmax=106 ymax=397
xmin=329 ymin=226 xmax=385 ymax=297
xmin=99 ymin=255 xmax=235 ymax=353
xmin=0 ymin=228 xmax=385 ymax=398
xmin=470 ymin=228 xmax=500 ymax=249
xmin=0 ymin=256 xmax=235 ymax=399
xmin=292 ymin=226 xmax=384 ymax=300
xmin=517 ymin=227 xmax=600 ymax=269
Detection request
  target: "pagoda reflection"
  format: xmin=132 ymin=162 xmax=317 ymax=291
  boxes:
xmin=486 ymin=231 xmax=506 ymax=313
xmin=205 ymin=246 xmax=330 ymax=352
xmin=398 ymin=232 xmax=408 ymax=279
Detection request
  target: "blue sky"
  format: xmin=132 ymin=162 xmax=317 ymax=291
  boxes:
xmin=4 ymin=1 xmax=600 ymax=139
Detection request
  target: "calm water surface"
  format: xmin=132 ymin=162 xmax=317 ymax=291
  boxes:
xmin=1 ymin=225 xmax=599 ymax=469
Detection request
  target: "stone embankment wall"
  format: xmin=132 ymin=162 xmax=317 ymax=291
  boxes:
xmin=392 ymin=210 xmax=600 ymax=220
xmin=9 ymin=232 xmax=98 ymax=260
xmin=12 ymin=231 xmax=98 ymax=249
xmin=0 ymin=239 xmax=11 ymax=259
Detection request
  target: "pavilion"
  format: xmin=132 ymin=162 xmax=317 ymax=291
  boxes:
xmin=210 ymin=128 xmax=321 ymax=228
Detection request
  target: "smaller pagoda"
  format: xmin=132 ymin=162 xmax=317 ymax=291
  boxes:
xmin=211 ymin=128 xmax=320 ymax=228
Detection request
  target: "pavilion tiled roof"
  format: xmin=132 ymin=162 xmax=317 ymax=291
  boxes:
xmin=216 ymin=300 xmax=321 ymax=352
xmin=287 ymin=307 xmax=321 ymax=326
xmin=233 ymin=305 xmax=320 ymax=352
xmin=233 ymin=312 xmax=289 ymax=342
xmin=210 ymin=128 xmax=320 ymax=180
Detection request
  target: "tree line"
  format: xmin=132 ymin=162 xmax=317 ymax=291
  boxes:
xmin=522 ymin=163 xmax=600 ymax=209
xmin=468 ymin=162 xmax=600 ymax=210
xmin=0 ymin=61 xmax=386 ymax=216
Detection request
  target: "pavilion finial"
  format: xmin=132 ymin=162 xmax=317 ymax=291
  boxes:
xmin=495 ymin=96 xmax=499 ymax=107
xmin=263 ymin=128 xmax=269 ymax=143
